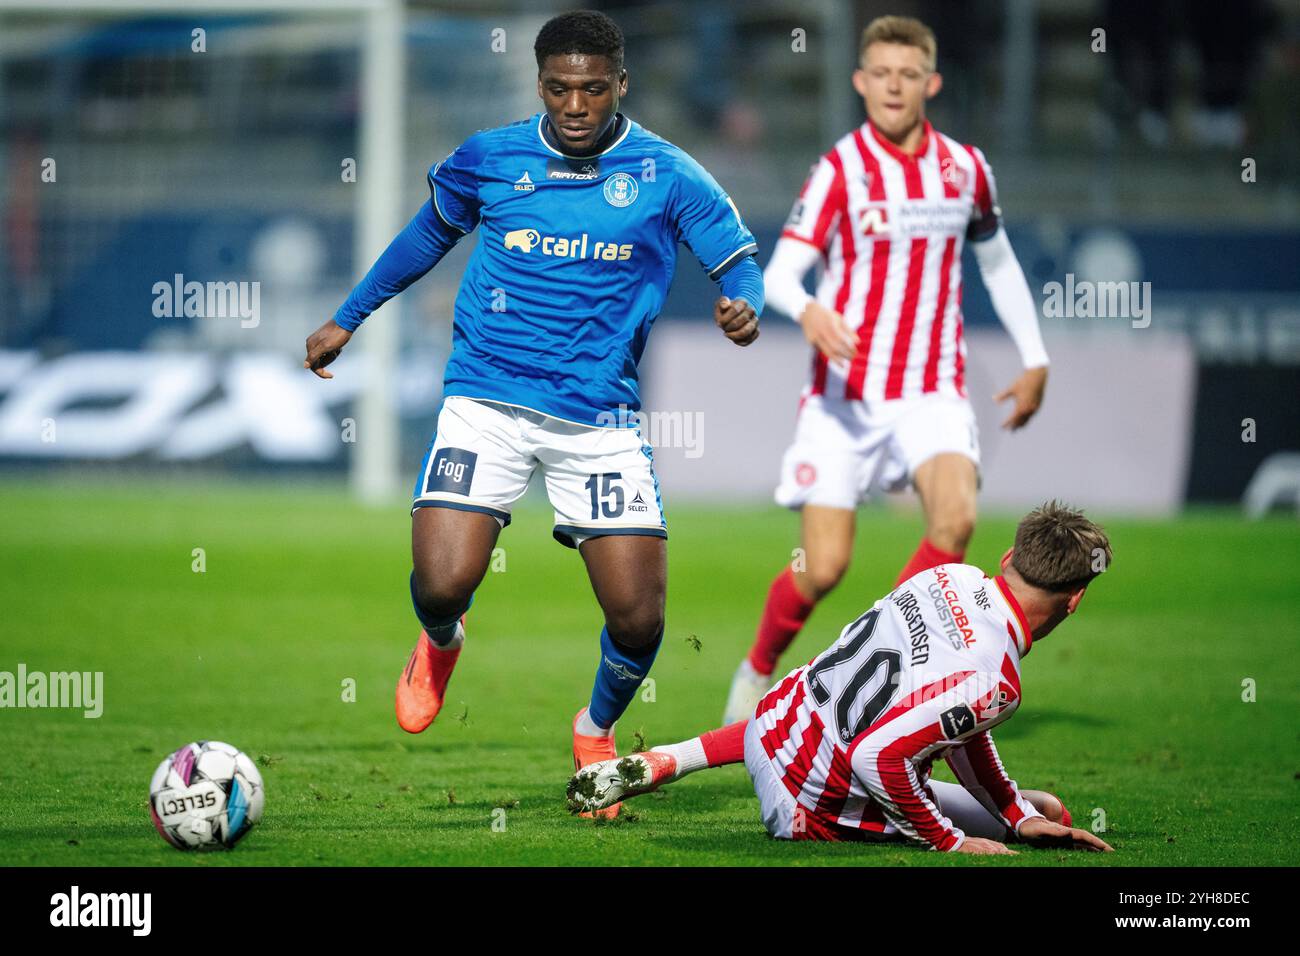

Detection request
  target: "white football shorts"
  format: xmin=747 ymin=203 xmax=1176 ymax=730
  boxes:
xmin=774 ymin=393 xmax=980 ymax=511
xmin=744 ymin=717 xmax=1010 ymax=844
xmin=413 ymin=397 xmax=667 ymax=549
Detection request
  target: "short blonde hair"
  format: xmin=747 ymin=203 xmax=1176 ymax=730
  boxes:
xmin=859 ymin=15 xmax=937 ymax=72
xmin=1011 ymin=501 xmax=1113 ymax=593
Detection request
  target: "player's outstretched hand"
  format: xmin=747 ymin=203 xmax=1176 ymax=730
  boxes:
xmin=993 ymin=365 xmax=1048 ymax=430
xmin=715 ymin=296 xmax=759 ymax=346
xmin=1017 ymin=816 xmax=1114 ymax=852
xmin=954 ymin=836 xmax=1017 ymax=855
xmin=303 ymin=319 xmax=353 ymax=379
xmin=799 ymin=300 xmax=857 ymax=363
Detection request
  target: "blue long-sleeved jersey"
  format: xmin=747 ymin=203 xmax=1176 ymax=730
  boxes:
xmin=333 ymin=112 xmax=763 ymax=425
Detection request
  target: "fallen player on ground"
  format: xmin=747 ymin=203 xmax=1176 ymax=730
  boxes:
xmin=569 ymin=501 xmax=1115 ymax=855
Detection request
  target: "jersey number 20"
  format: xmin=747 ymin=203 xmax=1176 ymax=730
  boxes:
xmin=806 ymin=608 xmax=902 ymax=744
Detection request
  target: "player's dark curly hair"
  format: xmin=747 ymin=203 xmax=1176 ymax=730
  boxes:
xmin=534 ymin=10 xmax=625 ymax=72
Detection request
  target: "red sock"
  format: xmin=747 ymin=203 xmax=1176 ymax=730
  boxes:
xmin=1059 ymin=800 xmax=1072 ymax=828
xmin=895 ymin=538 xmax=963 ymax=587
xmin=700 ymin=721 xmax=748 ymax=768
xmin=747 ymin=567 xmax=815 ymax=676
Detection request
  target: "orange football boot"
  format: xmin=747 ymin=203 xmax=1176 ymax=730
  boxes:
xmin=572 ymin=707 xmax=620 ymax=819
xmin=395 ymin=623 xmax=463 ymax=733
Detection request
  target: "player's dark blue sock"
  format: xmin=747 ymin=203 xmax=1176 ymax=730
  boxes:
xmin=586 ymin=625 xmax=662 ymax=730
xmin=409 ymin=570 xmax=472 ymax=647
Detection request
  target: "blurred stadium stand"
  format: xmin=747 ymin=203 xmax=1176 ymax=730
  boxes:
xmin=1 ymin=0 xmax=1297 ymax=511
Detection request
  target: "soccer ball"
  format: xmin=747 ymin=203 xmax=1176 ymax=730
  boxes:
xmin=148 ymin=741 xmax=264 ymax=850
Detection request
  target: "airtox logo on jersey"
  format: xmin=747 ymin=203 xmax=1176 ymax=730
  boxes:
xmin=603 ymin=172 xmax=638 ymax=208
xmin=513 ymin=171 xmax=535 ymax=192
xmin=547 ymin=159 xmax=599 ymax=181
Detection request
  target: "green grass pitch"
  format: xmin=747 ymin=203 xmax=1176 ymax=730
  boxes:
xmin=1 ymin=477 xmax=1296 ymax=866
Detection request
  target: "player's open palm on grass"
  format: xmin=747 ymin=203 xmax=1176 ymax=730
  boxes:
xmin=954 ymin=837 xmax=1019 ymax=855
xmin=1016 ymin=816 xmax=1114 ymax=852
xmin=954 ymin=820 xmax=1112 ymax=855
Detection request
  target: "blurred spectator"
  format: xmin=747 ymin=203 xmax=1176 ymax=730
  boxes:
xmin=1245 ymin=16 xmax=1300 ymax=186
xmin=1187 ymin=0 xmax=1275 ymax=147
xmin=1107 ymin=0 xmax=1274 ymax=149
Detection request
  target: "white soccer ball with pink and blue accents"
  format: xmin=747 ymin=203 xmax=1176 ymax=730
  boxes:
xmin=148 ymin=740 xmax=264 ymax=850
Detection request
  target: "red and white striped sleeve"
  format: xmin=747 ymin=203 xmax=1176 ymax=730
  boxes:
xmin=780 ymin=154 xmax=846 ymax=252
xmin=869 ymin=732 xmax=965 ymax=851
xmin=849 ymin=671 xmax=988 ymax=852
xmin=944 ymin=731 xmax=1043 ymax=835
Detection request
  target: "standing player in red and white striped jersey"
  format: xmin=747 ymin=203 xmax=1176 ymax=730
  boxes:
xmin=723 ymin=15 xmax=1051 ymax=723
xmin=569 ymin=502 xmax=1114 ymax=855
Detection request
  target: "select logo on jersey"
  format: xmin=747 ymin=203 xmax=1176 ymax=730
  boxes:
xmin=425 ymin=447 xmax=477 ymax=496
xmin=628 ymin=490 xmax=648 ymax=514
xmin=513 ymin=171 xmax=535 ymax=192
xmin=603 ymin=172 xmax=638 ymax=207
xmin=502 ymin=227 xmax=634 ymax=261
xmin=939 ymin=703 xmax=976 ymax=740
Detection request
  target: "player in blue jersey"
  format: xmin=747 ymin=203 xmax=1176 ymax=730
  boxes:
xmin=303 ymin=10 xmax=763 ymax=817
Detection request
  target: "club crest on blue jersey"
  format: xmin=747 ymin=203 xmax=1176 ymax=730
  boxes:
xmin=603 ymin=172 xmax=638 ymax=208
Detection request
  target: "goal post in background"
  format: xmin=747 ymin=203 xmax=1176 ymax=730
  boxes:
xmin=353 ymin=0 xmax=403 ymax=504
xmin=0 ymin=0 xmax=406 ymax=503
